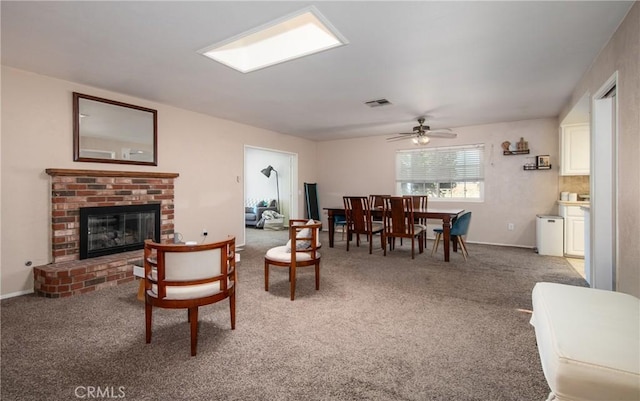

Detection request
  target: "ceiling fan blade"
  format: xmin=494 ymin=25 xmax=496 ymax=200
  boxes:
xmin=386 ymin=135 xmax=413 ymax=141
xmin=425 ymin=131 xmax=457 ymax=138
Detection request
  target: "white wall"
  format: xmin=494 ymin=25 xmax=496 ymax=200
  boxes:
xmin=317 ymin=118 xmax=560 ymax=248
xmin=558 ymin=2 xmax=639 ymax=297
xmin=0 ymin=66 xmax=317 ymax=297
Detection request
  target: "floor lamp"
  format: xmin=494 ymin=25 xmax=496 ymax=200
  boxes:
xmin=260 ymin=165 xmax=280 ymax=213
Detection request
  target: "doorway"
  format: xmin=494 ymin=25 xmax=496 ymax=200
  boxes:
xmin=590 ymin=73 xmax=618 ymax=290
xmin=243 ymin=146 xmax=298 ymax=246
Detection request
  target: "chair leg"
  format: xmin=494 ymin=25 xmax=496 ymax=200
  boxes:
xmin=189 ymin=306 xmax=198 ymax=356
xmin=382 ymin=233 xmax=387 ymax=256
xmin=230 ymin=287 xmax=236 ymax=330
xmin=346 ymin=229 xmax=350 ymax=251
xmin=145 ymin=302 xmax=152 ymax=344
xmin=411 ymin=238 xmax=415 ymax=259
xmin=315 ymin=261 xmax=320 ymax=291
xmin=264 ymin=260 xmax=269 ymax=291
xmin=290 ymin=264 xmax=296 ymax=301
xmin=458 ymin=237 xmax=469 ymax=261
xmin=431 ymin=233 xmax=441 ymax=256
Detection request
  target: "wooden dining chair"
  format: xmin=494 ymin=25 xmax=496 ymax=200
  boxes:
xmin=344 ymin=196 xmax=384 ymax=254
xmin=144 ymin=237 xmax=236 ymax=356
xmin=382 ymin=196 xmax=425 ymax=259
xmin=405 ymin=195 xmax=429 ymax=247
xmin=369 ymin=194 xmax=390 ymax=224
xmin=369 ymin=194 xmax=389 ymax=209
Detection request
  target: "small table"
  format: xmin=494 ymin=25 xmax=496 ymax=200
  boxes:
xmin=324 ymin=207 xmax=465 ymax=262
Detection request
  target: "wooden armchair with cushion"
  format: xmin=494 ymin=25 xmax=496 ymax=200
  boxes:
xmin=144 ymin=237 xmax=236 ymax=356
xmin=264 ymin=219 xmax=322 ymax=300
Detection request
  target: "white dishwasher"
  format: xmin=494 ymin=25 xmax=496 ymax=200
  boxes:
xmin=536 ymin=215 xmax=564 ymax=256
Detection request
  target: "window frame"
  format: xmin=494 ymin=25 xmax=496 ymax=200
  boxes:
xmin=395 ymin=143 xmax=485 ymax=202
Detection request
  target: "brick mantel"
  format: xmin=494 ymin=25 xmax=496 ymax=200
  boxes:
xmin=35 ymin=168 xmax=179 ymax=297
xmin=46 ymin=168 xmax=179 ymax=179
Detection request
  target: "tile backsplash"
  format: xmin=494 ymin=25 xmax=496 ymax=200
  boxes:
xmin=559 ymin=175 xmax=590 ymax=196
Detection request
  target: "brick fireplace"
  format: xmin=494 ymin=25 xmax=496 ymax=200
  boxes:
xmin=34 ymin=169 xmax=179 ymax=298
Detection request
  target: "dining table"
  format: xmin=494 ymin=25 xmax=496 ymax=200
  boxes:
xmin=324 ymin=206 xmax=465 ymax=262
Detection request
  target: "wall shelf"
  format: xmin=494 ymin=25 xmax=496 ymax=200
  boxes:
xmin=503 ymin=149 xmax=530 ymax=155
xmin=524 ymin=165 xmax=552 ymax=171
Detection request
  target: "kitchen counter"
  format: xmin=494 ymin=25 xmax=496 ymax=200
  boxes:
xmin=557 ymin=200 xmax=590 ymax=206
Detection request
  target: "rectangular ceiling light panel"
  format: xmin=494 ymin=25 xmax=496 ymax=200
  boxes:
xmin=198 ymin=6 xmax=348 ymax=73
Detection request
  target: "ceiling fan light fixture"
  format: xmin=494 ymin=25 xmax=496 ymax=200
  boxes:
xmin=413 ymin=136 xmax=430 ymax=146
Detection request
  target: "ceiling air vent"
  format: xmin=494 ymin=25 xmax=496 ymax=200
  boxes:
xmin=365 ymin=99 xmax=392 ymax=107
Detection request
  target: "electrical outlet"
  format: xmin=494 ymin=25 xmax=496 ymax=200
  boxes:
xmin=508 ymin=223 xmax=515 ymax=231
xmin=202 ymin=229 xmax=208 ymax=236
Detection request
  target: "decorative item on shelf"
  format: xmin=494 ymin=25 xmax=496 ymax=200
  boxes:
xmin=536 ymin=155 xmax=551 ymax=169
xmin=517 ymin=137 xmax=529 ymax=151
xmin=523 ymin=155 xmax=552 ymax=171
xmin=502 ymin=138 xmax=530 ymax=155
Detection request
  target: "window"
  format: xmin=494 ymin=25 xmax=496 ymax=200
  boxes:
xmin=396 ymin=144 xmax=485 ymax=201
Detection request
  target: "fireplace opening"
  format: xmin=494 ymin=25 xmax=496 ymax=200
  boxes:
xmin=79 ymin=204 xmax=161 ymax=259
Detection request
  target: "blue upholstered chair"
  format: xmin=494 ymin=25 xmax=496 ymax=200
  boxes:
xmin=431 ymin=211 xmax=472 ymax=261
xmin=334 ymin=215 xmax=347 ymax=240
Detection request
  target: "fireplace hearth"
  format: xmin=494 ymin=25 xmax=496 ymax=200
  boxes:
xmin=80 ymin=204 xmax=160 ymax=259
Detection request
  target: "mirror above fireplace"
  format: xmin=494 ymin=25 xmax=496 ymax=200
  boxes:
xmin=73 ymin=92 xmax=158 ymax=166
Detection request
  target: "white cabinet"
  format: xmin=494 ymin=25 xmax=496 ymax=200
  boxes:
xmin=560 ymin=123 xmax=590 ymax=175
xmin=559 ymin=204 xmax=585 ymax=257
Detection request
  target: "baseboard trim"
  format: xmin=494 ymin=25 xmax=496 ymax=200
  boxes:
xmin=1 ymin=289 xmax=34 ymax=300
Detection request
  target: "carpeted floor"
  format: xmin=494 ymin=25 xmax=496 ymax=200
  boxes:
xmin=1 ymin=229 xmax=587 ymax=401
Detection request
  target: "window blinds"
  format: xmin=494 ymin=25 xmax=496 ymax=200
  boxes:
xmin=396 ymin=144 xmax=485 ymax=183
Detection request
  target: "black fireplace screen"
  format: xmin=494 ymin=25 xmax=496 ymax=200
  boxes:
xmin=79 ymin=204 xmax=160 ymax=259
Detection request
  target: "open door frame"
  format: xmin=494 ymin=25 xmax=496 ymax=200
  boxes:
xmin=590 ymin=72 xmax=618 ymax=290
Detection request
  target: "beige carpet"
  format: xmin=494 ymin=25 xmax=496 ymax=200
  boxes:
xmin=0 ymin=228 xmax=586 ymax=401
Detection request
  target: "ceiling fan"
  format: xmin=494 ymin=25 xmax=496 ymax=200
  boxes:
xmin=387 ymin=117 xmax=456 ymax=145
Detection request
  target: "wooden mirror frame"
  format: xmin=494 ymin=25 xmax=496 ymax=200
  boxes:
xmin=73 ymin=92 xmax=158 ymax=166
